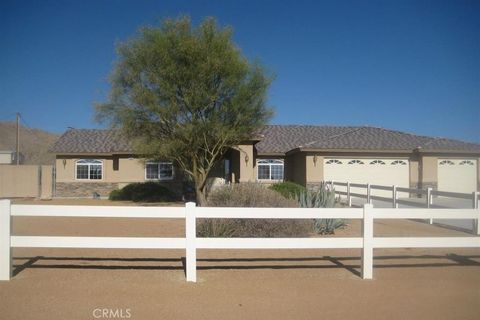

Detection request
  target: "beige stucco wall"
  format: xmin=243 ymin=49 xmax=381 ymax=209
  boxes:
xmin=420 ymin=155 xmax=438 ymax=189
xmin=0 ymin=165 xmax=52 ymax=198
xmin=409 ymin=157 xmax=419 ymax=189
xmin=40 ymin=165 xmax=53 ymax=199
xmin=305 ymin=154 xmax=324 ymax=184
xmin=55 ymin=155 xmax=181 ymax=184
xmin=237 ymin=144 xmax=255 ymax=182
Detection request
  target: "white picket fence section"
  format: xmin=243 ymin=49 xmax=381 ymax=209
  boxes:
xmin=329 ymin=181 xmax=479 ymax=209
xmin=1 ymin=199 xmax=479 ymax=282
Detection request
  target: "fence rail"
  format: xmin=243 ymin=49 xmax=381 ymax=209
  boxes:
xmin=1 ymin=200 xmax=479 ymax=282
xmin=328 ymin=181 xmax=479 ymax=217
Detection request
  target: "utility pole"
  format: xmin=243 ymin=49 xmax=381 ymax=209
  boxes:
xmin=16 ymin=113 xmax=20 ymax=165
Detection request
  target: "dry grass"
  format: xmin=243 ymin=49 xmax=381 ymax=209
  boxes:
xmin=200 ymin=183 xmax=313 ymax=237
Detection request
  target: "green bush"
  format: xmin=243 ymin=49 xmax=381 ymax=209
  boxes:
xmin=269 ymin=181 xmax=306 ymax=199
xmin=198 ymin=183 xmax=312 ymax=238
xmin=108 ymin=182 xmax=178 ymax=202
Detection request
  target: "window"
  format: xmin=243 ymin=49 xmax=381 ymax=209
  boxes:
xmin=348 ymin=160 xmax=364 ymax=165
xmin=459 ymin=160 xmax=474 ymax=166
xmin=326 ymin=159 xmax=343 ymax=164
xmin=75 ymin=159 xmax=103 ymax=180
xmin=391 ymin=160 xmax=407 ymax=165
xmin=370 ymin=160 xmax=386 ymax=165
xmin=257 ymin=159 xmax=284 ymax=181
xmin=439 ymin=160 xmax=454 ymax=166
xmin=145 ymin=162 xmax=174 ymax=180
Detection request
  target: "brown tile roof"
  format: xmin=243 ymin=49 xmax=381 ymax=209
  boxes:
xmin=51 ymin=126 xmax=480 ymax=155
xmin=50 ymin=129 xmax=133 ymax=154
xmin=255 ymin=125 xmax=480 ymax=154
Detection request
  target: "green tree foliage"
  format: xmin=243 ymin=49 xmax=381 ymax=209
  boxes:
xmin=96 ymin=16 xmax=273 ymax=205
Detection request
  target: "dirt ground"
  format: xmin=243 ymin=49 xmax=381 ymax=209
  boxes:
xmin=0 ymin=200 xmax=479 ymax=320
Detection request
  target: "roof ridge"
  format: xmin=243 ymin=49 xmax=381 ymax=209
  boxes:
xmin=299 ymin=126 xmax=363 ymax=148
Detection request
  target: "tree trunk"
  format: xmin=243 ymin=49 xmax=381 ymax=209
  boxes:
xmin=195 ymin=185 xmax=207 ymax=206
xmin=192 ymin=158 xmax=207 ymax=206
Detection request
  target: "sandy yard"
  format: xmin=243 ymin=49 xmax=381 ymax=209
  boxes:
xmin=0 ymin=200 xmax=479 ymax=320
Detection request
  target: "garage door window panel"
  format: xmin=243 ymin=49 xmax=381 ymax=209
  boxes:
xmin=326 ymin=159 xmax=343 ymax=164
xmin=459 ymin=160 xmax=474 ymax=166
xmin=439 ymin=160 xmax=455 ymax=165
xmin=348 ymin=160 xmax=364 ymax=165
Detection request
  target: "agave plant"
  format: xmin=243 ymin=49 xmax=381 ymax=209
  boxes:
xmin=296 ymin=182 xmax=346 ymax=235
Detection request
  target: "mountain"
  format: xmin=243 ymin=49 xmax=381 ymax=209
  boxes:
xmin=0 ymin=121 xmax=60 ymax=165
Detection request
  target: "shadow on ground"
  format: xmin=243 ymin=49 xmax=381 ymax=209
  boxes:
xmin=12 ymin=254 xmax=480 ymax=278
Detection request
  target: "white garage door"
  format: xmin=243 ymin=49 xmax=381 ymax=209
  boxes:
xmin=437 ymin=159 xmax=477 ymax=193
xmin=324 ymin=158 xmax=410 ymax=197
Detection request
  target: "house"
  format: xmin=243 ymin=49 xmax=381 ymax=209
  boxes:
xmin=50 ymin=125 xmax=480 ymax=198
xmin=0 ymin=150 xmax=22 ymax=164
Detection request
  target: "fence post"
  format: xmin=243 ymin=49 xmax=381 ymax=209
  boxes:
xmin=0 ymin=200 xmax=11 ymax=281
xmin=185 ymin=202 xmax=197 ymax=282
xmin=392 ymin=185 xmax=397 ymax=208
xmin=362 ymin=203 xmax=373 ymax=279
xmin=366 ymin=183 xmax=371 ymax=204
xmin=347 ymin=182 xmax=351 ymax=207
xmin=427 ymin=187 xmax=433 ymax=224
xmin=473 ymin=192 xmax=479 ymax=235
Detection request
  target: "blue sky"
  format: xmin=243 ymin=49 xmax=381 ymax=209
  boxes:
xmin=1 ymin=0 xmax=479 ymax=142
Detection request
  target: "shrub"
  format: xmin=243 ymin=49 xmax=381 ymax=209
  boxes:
xmin=207 ymin=183 xmax=298 ymax=208
xmin=108 ymin=182 xmax=178 ymax=202
xmin=198 ymin=183 xmax=312 ymax=238
xmin=297 ymin=182 xmax=346 ymax=235
xmin=269 ymin=181 xmax=306 ymax=199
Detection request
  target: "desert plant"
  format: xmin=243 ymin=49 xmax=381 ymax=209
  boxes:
xmin=108 ymin=182 xmax=178 ymax=202
xmin=296 ymin=182 xmax=346 ymax=235
xmin=269 ymin=181 xmax=306 ymax=199
xmin=197 ymin=219 xmax=237 ymax=237
xmin=198 ymin=183 xmax=312 ymax=238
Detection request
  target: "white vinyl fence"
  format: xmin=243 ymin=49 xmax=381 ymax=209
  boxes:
xmin=329 ymin=181 xmax=479 ymax=228
xmin=1 ymin=199 xmax=479 ymax=282
xmin=329 ymin=181 xmax=479 ymax=209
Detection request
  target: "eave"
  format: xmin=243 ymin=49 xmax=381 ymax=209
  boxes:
xmin=285 ymin=148 xmax=415 ymax=156
xmin=54 ymin=151 xmax=134 ymax=156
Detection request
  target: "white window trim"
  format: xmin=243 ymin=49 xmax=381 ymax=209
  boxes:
xmin=75 ymin=159 xmax=103 ymax=181
xmin=256 ymin=159 xmax=284 ymax=182
xmin=145 ymin=162 xmax=174 ymax=181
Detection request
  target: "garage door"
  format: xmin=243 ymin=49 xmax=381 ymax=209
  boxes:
xmin=437 ymin=159 xmax=477 ymax=193
xmin=324 ymin=158 xmax=410 ymax=197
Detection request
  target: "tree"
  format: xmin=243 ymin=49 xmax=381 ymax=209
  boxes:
xmin=96 ymin=16 xmax=273 ymax=205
